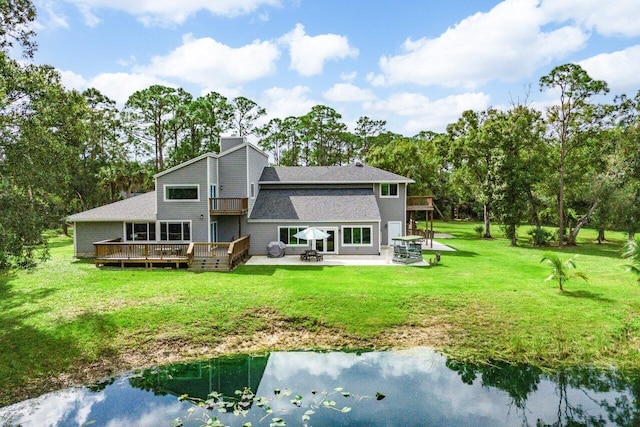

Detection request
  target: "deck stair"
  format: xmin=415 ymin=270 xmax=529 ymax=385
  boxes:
xmin=189 ymin=257 xmax=230 ymax=272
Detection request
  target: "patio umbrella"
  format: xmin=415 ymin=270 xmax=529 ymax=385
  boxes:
xmin=293 ymin=227 xmax=330 ymax=250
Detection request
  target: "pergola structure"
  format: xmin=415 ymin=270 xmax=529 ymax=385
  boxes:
xmin=406 ymin=196 xmax=435 ymax=248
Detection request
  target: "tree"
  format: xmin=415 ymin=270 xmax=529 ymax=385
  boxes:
xmin=491 ymin=106 xmax=547 ymax=246
xmin=540 ymin=253 xmax=588 ymax=292
xmin=539 ymin=64 xmax=609 ymax=247
xmin=298 ymin=105 xmax=348 ymax=166
xmin=0 ymin=0 xmax=37 ymax=58
xmin=354 ymin=116 xmax=386 ymax=161
xmin=446 ymin=109 xmax=501 ymax=238
xmin=231 ymin=96 xmax=266 ymax=137
xmin=622 ymin=237 xmax=640 ymax=283
xmin=124 ymin=85 xmax=186 ymax=172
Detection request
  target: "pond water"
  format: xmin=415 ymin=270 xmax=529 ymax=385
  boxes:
xmin=1 ymin=348 xmax=639 ymax=426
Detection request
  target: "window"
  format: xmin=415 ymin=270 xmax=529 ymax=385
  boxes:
xmin=278 ymin=226 xmax=308 ymax=246
xmin=125 ymin=222 xmax=156 ymax=241
xmin=342 ymin=226 xmax=372 ymax=246
xmin=160 ymin=221 xmax=191 ymax=241
xmin=380 ymin=183 xmax=399 ymax=197
xmin=250 ymin=182 xmax=255 ymax=198
xmin=164 ymin=185 xmax=199 ymax=201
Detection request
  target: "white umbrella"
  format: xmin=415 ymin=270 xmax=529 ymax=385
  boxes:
xmin=293 ymin=227 xmax=330 ymax=251
xmin=293 ymin=227 xmax=330 ymax=241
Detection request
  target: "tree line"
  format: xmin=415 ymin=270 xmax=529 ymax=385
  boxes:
xmin=1 ymin=0 xmax=639 ymax=269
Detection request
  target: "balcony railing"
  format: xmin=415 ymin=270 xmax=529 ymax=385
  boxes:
xmin=209 ymin=198 xmax=248 ymax=215
xmin=406 ymin=196 xmax=434 ymax=211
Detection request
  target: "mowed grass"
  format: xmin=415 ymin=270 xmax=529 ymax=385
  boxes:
xmin=1 ymin=222 xmax=639 ymax=406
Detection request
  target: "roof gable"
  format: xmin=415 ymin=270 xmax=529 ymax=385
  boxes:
xmin=67 ymin=192 xmax=156 ymax=222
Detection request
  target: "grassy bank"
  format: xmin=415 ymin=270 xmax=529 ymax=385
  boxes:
xmin=1 ymin=222 xmax=639 ymax=406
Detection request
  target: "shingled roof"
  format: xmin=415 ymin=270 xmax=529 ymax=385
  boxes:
xmin=250 ymin=188 xmax=381 ymax=221
xmin=67 ymin=192 xmax=156 ymax=222
xmin=259 ymin=164 xmax=413 ymax=184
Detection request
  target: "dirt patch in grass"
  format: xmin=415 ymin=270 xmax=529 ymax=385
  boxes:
xmin=5 ymin=311 xmax=453 ymax=407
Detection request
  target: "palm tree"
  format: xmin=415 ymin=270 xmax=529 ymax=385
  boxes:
xmin=622 ymin=237 xmax=640 ymax=283
xmin=540 ymin=253 xmax=588 ymax=292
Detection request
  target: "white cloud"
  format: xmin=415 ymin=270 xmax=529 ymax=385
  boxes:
xmin=137 ymin=33 xmax=280 ymax=88
xmin=540 ymin=0 xmax=640 ymax=37
xmin=33 ymin=0 xmax=69 ymax=30
xmin=280 ymin=23 xmax=359 ymax=76
xmin=59 ymin=70 xmax=175 ymax=106
xmin=378 ymin=0 xmax=588 ymax=88
xmin=579 ymin=45 xmax=640 ymax=92
xmin=323 ymin=83 xmax=376 ymax=103
xmin=260 ymin=85 xmax=316 ymax=119
xmin=66 ymin=0 xmax=281 ymax=26
xmin=340 ymin=71 xmax=357 ymax=82
xmin=365 ymin=92 xmax=491 ymax=133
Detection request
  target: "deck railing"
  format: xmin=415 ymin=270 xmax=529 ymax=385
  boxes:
xmin=406 ymin=196 xmax=434 ymax=210
xmin=94 ymin=240 xmax=190 ymax=264
xmin=209 ymin=198 xmax=248 ymax=214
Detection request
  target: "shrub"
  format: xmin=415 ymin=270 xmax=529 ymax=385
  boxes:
xmin=528 ymin=227 xmax=554 ymax=247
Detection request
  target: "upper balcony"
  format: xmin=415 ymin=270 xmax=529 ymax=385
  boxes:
xmin=406 ymin=196 xmax=434 ymax=211
xmin=209 ymin=198 xmax=249 ymax=215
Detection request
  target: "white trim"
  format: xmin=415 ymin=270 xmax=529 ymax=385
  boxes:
xmin=403 ymin=183 xmax=407 ymax=235
xmin=123 ymin=221 xmax=158 ymax=242
xmin=248 ymin=219 xmax=379 ymax=223
xmin=219 ymin=140 xmax=270 ymax=160
xmin=210 ymin=221 xmax=218 ymax=243
xmin=246 ymin=147 xmax=250 ymax=198
xmin=314 ymin=226 xmax=339 ymax=254
xmin=158 ymin=220 xmax=193 ymax=242
xmin=259 ymin=179 xmax=413 ymax=185
xmin=70 ymin=217 xmax=156 ymax=223
xmin=341 ymin=225 xmax=374 ymax=247
xmin=380 ymin=183 xmax=399 ymax=198
xmin=163 ymin=184 xmax=200 ymax=202
xmin=277 ymin=225 xmax=310 ymax=247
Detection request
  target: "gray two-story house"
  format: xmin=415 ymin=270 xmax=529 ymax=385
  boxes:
xmin=68 ymin=137 xmax=415 ymax=269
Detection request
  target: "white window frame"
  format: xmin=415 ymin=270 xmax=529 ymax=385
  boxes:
xmin=124 ymin=222 xmax=157 ymax=242
xmin=278 ymin=225 xmax=309 ymax=247
xmin=380 ymin=183 xmax=399 ymax=198
xmin=163 ymin=184 xmax=200 ymax=202
xmin=159 ymin=220 xmax=192 ymax=242
xmin=341 ymin=225 xmax=374 ymax=247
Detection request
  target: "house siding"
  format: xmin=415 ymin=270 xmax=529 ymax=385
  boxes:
xmin=375 ymin=182 xmax=407 ymax=244
xmin=218 ymin=148 xmax=247 ymax=198
xmin=245 ymin=220 xmax=380 ymax=256
xmin=74 ymin=221 xmax=123 ymax=257
xmin=247 ymin=146 xmax=269 ymax=213
xmin=220 ymin=137 xmax=245 ymax=152
xmin=156 ymin=157 xmax=209 ymax=242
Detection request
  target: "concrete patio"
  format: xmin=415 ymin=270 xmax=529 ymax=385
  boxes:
xmin=244 ymin=240 xmax=455 ymax=267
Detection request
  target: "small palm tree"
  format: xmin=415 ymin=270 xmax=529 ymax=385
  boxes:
xmin=622 ymin=237 xmax=640 ymax=283
xmin=540 ymin=253 xmax=588 ymax=292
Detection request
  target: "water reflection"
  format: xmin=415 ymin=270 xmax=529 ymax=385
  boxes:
xmin=1 ymin=348 xmax=638 ymax=426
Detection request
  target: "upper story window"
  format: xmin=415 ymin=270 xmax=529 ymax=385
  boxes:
xmin=250 ymin=183 xmax=255 ymax=198
xmin=380 ymin=183 xmax=399 ymax=198
xmin=164 ymin=184 xmax=199 ymax=201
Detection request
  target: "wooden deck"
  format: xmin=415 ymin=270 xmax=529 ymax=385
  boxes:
xmin=209 ymin=197 xmax=248 ymax=215
xmin=93 ymin=236 xmax=251 ymax=271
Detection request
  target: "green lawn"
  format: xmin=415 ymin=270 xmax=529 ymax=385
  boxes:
xmin=1 ymin=222 xmax=639 ymax=406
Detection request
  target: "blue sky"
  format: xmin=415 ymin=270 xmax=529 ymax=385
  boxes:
xmin=31 ymin=0 xmax=640 ymax=135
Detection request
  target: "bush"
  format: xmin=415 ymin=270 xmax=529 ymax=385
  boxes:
xmin=474 ymin=225 xmax=484 ymax=237
xmin=528 ymin=227 xmax=554 ymax=247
